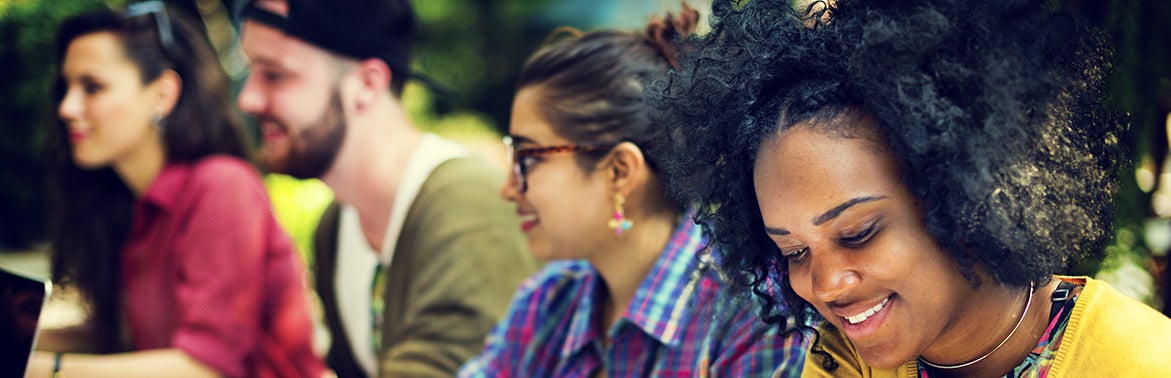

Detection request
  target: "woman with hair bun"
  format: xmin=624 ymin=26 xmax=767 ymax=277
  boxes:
xmin=458 ymin=4 xmax=808 ymax=377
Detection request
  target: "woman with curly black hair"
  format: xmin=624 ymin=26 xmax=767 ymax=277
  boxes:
xmin=649 ymin=0 xmax=1171 ymax=376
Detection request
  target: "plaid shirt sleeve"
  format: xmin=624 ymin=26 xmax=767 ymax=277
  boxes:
xmin=458 ymin=264 xmax=567 ymax=378
xmin=693 ymin=271 xmax=809 ymax=378
xmin=456 ymin=305 xmax=519 ymax=377
xmin=706 ymin=300 xmax=808 ymax=377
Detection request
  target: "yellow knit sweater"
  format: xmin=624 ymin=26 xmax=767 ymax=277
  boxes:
xmin=801 ymin=277 xmax=1171 ymax=377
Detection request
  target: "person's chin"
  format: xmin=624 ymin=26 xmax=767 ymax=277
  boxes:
xmin=528 ymin=247 xmax=557 ymax=262
xmin=859 ymin=350 xmax=915 ymax=371
xmin=259 ymin=150 xmax=291 ymax=174
xmin=72 ymin=152 xmax=107 ymax=170
xmin=853 ymin=333 xmax=917 ymax=370
xmin=526 ymin=236 xmax=563 ymax=262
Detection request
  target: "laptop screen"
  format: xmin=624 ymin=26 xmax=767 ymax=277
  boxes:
xmin=0 ymin=266 xmax=51 ymax=378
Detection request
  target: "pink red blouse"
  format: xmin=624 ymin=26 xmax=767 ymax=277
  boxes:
xmin=122 ymin=156 xmax=325 ymax=377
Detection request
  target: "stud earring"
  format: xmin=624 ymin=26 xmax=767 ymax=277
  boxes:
xmin=607 ymin=193 xmax=633 ymax=236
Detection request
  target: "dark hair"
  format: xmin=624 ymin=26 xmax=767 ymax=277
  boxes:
xmin=516 ymin=3 xmax=699 ymax=180
xmin=44 ymin=5 xmax=249 ymax=350
xmin=649 ymin=0 xmax=1122 ymax=369
xmin=378 ymin=0 xmax=413 ymax=97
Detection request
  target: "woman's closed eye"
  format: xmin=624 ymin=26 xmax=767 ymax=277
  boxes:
xmin=839 ymin=221 xmax=878 ymax=247
xmin=780 ymin=245 xmax=809 ymax=263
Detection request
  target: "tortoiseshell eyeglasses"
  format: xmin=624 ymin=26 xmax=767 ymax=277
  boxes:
xmin=503 ymin=136 xmax=616 ymax=194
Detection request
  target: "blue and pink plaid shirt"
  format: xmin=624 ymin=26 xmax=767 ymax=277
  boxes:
xmin=458 ymin=218 xmax=807 ymax=377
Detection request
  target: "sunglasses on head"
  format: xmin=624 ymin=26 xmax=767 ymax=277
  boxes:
xmin=125 ymin=1 xmax=177 ymax=60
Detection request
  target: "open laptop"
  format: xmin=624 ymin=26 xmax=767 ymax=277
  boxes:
xmin=0 ymin=266 xmax=51 ymax=378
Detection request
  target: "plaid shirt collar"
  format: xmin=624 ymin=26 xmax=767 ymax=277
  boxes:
xmin=562 ymin=217 xmax=708 ymax=357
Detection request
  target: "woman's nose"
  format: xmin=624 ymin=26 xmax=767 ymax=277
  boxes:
xmin=808 ymin=248 xmax=862 ymax=304
xmin=58 ymin=87 xmax=81 ymax=124
xmin=499 ymin=170 xmax=520 ymax=202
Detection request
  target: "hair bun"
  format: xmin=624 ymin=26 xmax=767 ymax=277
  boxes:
xmin=645 ymin=2 xmax=699 ymax=69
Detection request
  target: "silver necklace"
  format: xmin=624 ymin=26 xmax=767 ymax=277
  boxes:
xmin=918 ymin=282 xmax=1036 ymax=370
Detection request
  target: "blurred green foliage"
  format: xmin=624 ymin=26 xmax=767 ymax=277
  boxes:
xmin=1092 ymin=0 xmax=1171 ymax=314
xmin=0 ymin=0 xmax=125 ymax=249
xmin=409 ymin=0 xmax=555 ymax=134
xmin=3 ymin=0 xmax=1171 ymax=312
xmin=263 ymin=174 xmax=331 ymax=266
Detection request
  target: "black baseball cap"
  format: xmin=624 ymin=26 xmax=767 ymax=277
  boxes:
xmin=241 ymin=0 xmax=446 ymax=94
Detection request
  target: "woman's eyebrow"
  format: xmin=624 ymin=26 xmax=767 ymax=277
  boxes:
xmin=812 ymin=195 xmax=887 ymax=226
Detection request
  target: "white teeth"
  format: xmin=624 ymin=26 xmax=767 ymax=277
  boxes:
xmin=845 ymin=297 xmax=890 ymax=325
xmin=520 ymin=214 xmax=538 ymax=222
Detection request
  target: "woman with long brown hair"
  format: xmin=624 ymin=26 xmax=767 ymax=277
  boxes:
xmin=31 ymin=2 xmax=325 ymax=376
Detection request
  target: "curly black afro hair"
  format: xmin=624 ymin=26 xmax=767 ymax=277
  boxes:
xmin=647 ymin=0 xmax=1124 ymax=341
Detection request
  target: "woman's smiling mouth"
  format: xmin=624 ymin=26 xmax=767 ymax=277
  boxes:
xmin=845 ymin=296 xmax=890 ymax=325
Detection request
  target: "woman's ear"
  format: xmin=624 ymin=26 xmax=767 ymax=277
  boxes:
xmin=151 ymin=69 xmax=182 ymax=117
xmin=606 ymin=141 xmax=648 ymax=196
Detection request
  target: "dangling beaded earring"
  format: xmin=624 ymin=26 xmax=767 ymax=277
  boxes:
xmin=607 ymin=193 xmax=633 ymax=236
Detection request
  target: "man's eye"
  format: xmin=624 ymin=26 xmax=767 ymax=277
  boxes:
xmin=263 ymin=70 xmax=285 ymax=83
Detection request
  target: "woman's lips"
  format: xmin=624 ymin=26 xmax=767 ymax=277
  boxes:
xmin=519 ymin=213 xmax=538 ymax=232
xmin=69 ymin=131 xmax=86 ymax=144
xmin=837 ymin=294 xmax=895 ymax=340
xmin=846 ymin=296 xmax=890 ymax=324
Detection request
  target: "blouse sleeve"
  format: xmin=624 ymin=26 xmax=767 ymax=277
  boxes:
xmin=169 ymin=158 xmax=272 ymax=377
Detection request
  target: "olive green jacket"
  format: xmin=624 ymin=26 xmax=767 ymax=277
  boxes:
xmin=313 ymin=157 xmax=538 ymax=378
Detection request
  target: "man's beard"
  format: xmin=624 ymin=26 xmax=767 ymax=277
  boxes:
xmin=261 ymin=91 xmax=347 ymax=179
